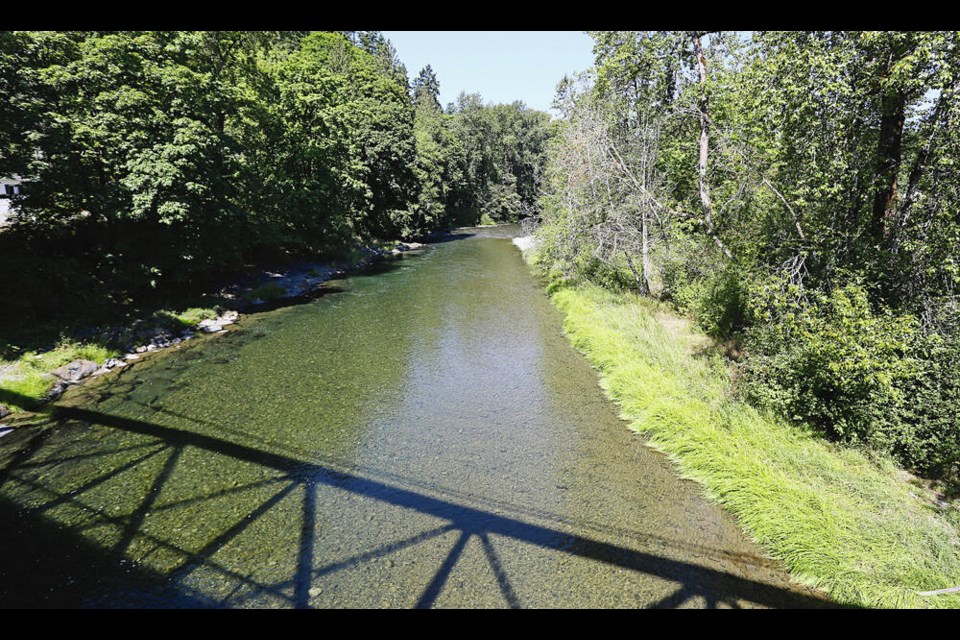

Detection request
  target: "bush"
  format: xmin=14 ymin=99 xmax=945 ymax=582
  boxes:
xmin=894 ymin=304 xmax=960 ymax=479
xmin=575 ymin=255 xmax=636 ymax=293
xmin=741 ymin=278 xmax=920 ymax=452
xmin=248 ymin=283 xmax=286 ymax=302
xmin=689 ymin=266 xmax=751 ymax=338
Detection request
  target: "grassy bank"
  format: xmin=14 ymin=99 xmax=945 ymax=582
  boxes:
xmin=0 ymin=343 xmax=117 ymax=410
xmin=545 ymin=278 xmax=960 ymax=608
xmin=0 ymin=307 xmax=221 ymax=412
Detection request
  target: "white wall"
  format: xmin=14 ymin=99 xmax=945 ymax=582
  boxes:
xmin=0 ymin=177 xmax=22 ymax=225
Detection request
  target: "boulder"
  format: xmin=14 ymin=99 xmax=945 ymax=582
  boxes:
xmin=50 ymin=359 xmax=99 ymax=383
xmin=46 ymin=380 xmax=69 ymax=400
xmin=0 ymin=404 xmax=10 ymax=419
xmin=104 ymin=358 xmax=126 ymax=369
xmin=201 ymin=323 xmax=223 ymax=333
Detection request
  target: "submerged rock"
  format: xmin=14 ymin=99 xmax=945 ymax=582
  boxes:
xmin=50 ymin=359 xmax=99 ymax=383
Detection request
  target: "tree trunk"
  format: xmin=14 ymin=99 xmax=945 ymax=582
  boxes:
xmin=640 ymin=208 xmax=652 ymax=294
xmin=893 ymin=79 xmax=956 ymax=254
xmin=870 ymin=89 xmax=906 ymax=246
xmin=692 ymin=32 xmax=734 ymax=260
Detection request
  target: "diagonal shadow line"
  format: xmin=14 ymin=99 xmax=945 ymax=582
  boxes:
xmin=33 ymin=444 xmax=168 ymax=516
xmin=646 ymin=584 xmax=695 ymax=609
xmin=166 ymin=481 xmax=299 ymax=594
xmin=293 ymin=482 xmax=316 ymax=609
xmin=108 ymin=403 xmax=775 ymax=574
xmin=219 ymin=579 xmax=251 ymax=608
xmin=15 ymin=441 xmax=164 ymax=470
xmin=478 ymin=532 xmax=521 ymax=609
xmin=112 ymin=445 xmax=183 ymax=557
xmin=6 ymin=472 xmax=299 ymax=605
xmin=148 ymin=476 xmax=289 ymax=514
xmin=270 ymin=523 xmax=458 ymax=589
xmin=2 ymin=394 xmax=837 ymax=609
xmin=415 ymin=531 xmax=471 ymax=609
xmin=0 ymin=427 xmax=53 ymax=489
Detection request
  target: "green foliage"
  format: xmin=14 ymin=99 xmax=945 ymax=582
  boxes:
xmin=742 ymin=279 xmax=921 ymax=451
xmin=551 ymin=281 xmax=960 ymax=608
xmin=174 ymin=307 xmax=219 ymax=327
xmin=536 ymin=30 xmax=960 ymax=480
xmin=0 ymin=31 xmax=553 ymax=329
xmin=248 ymin=283 xmax=286 ymax=302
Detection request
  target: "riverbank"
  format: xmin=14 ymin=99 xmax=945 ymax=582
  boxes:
xmin=0 ymin=239 xmax=429 ymax=419
xmin=515 ymin=239 xmax=960 ymax=609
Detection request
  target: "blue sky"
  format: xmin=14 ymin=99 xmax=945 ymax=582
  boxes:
xmin=382 ymin=31 xmax=595 ymax=114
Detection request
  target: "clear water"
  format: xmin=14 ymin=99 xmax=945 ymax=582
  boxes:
xmin=0 ymin=227 xmax=829 ymax=608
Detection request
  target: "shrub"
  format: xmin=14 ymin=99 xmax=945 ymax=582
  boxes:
xmin=174 ymin=307 xmax=219 ymax=327
xmin=741 ymin=278 xmax=920 ymax=452
xmin=248 ymin=283 xmax=286 ymax=302
xmin=689 ymin=266 xmax=751 ymax=338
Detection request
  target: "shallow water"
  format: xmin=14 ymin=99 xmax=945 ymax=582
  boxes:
xmin=0 ymin=226 xmax=829 ymax=608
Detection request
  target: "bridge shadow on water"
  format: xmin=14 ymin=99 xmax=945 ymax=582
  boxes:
xmin=0 ymin=389 xmax=839 ymax=609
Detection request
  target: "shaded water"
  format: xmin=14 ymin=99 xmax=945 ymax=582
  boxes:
xmin=0 ymin=227 xmax=830 ymax=608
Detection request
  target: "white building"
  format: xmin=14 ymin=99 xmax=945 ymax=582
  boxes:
xmin=0 ymin=176 xmax=22 ymax=225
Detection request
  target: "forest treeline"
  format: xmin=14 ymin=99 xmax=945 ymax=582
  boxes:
xmin=535 ymin=31 xmax=960 ymax=481
xmin=0 ymin=30 xmax=552 ymax=325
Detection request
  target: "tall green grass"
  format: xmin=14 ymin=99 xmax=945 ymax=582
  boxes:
xmin=550 ymin=281 xmax=960 ymax=608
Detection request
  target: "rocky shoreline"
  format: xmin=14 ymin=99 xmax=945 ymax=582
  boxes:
xmin=0 ymin=239 xmax=430 ymax=425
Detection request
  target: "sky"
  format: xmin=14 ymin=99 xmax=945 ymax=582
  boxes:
xmin=382 ymin=31 xmax=595 ymax=114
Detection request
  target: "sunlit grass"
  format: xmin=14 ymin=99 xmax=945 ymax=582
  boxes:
xmin=549 ymin=280 xmax=960 ymax=609
xmin=0 ymin=343 xmax=117 ymax=411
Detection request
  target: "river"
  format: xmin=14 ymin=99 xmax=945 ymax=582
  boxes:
xmin=0 ymin=226 xmax=829 ymax=608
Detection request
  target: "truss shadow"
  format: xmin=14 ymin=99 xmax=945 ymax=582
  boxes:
xmin=0 ymin=389 xmax=839 ymax=609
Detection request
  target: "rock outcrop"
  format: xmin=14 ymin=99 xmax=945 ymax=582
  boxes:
xmin=50 ymin=359 xmax=99 ymax=383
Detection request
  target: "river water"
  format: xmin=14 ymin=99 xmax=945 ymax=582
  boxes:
xmin=0 ymin=226 xmax=829 ymax=608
